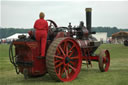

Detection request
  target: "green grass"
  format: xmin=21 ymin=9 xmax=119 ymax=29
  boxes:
xmin=0 ymin=44 xmax=128 ymax=85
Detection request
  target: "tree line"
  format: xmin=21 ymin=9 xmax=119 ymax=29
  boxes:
xmin=0 ymin=27 xmax=128 ymax=39
xmin=92 ymin=27 xmax=128 ymax=37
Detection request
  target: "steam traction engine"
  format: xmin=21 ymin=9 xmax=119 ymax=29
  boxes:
xmin=9 ymin=8 xmax=110 ymax=82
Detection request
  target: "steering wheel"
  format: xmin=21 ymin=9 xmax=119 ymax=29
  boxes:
xmin=46 ymin=20 xmax=58 ymax=40
xmin=46 ymin=19 xmax=58 ymax=33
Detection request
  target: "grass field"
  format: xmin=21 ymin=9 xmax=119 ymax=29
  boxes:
xmin=0 ymin=44 xmax=128 ymax=85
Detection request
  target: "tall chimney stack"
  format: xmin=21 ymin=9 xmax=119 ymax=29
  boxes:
xmin=86 ymin=8 xmax=92 ymax=34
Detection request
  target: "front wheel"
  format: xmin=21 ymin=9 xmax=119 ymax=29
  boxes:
xmin=98 ymin=49 xmax=110 ymax=72
xmin=46 ymin=38 xmax=82 ymax=82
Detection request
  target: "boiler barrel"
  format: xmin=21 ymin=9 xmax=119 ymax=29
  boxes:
xmin=86 ymin=8 xmax=92 ymax=34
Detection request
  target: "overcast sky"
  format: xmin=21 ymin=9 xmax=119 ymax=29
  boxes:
xmin=1 ymin=0 xmax=128 ymax=29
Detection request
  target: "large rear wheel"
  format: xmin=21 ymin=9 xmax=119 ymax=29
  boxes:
xmin=46 ymin=38 xmax=82 ymax=82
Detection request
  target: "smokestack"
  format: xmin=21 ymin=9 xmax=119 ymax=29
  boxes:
xmin=86 ymin=8 xmax=92 ymax=34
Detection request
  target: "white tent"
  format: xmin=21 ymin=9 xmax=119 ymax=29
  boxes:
xmin=6 ymin=33 xmax=29 ymax=41
xmin=92 ymin=32 xmax=107 ymax=43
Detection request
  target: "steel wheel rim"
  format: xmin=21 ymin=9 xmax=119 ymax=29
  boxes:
xmin=54 ymin=38 xmax=82 ymax=81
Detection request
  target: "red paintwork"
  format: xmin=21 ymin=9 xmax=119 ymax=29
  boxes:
xmin=82 ymin=56 xmax=99 ymax=61
xmin=10 ymin=19 xmax=110 ymax=82
xmin=34 ymin=18 xmax=48 ymax=31
xmin=34 ymin=18 xmax=48 ymax=57
xmin=102 ymin=50 xmax=110 ymax=72
xmin=54 ymin=38 xmax=82 ymax=82
xmin=36 ymin=30 xmax=48 ymax=56
xmin=14 ymin=41 xmax=47 ymax=76
xmin=55 ymin=32 xmax=65 ymax=39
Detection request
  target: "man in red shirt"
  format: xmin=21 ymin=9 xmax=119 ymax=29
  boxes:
xmin=34 ymin=12 xmax=48 ymax=58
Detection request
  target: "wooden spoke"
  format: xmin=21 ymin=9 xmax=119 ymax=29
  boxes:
xmin=64 ymin=68 xmax=69 ymax=79
xmin=70 ymin=61 xmax=75 ymax=65
xmin=55 ymin=60 xmax=62 ymax=64
xmin=57 ymin=48 xmax=61 ymax=55
xmin=55 ymin=56 xmax=64 ymax=60
xmin=70 ymin=56 xmax=79 ymax=60
xmin=66 ymin=43 xmax=69 ymax=56
xmin=67 ymin=65 xmax=70 ymax=75
xmin=68 ymin=45 xmax=75 ymax=54
xmin=55 ymin=62 xmax=64 ymax=68
xmin=60 ymin=66 xmax=65 ymax=76
xmin=68 ymin=50 xmax=74 ymax=58
xmin=58 ymin=45 xmax=66 ymax=57
xmin=68 ymin=64 xmax=76 ymax=72
xmin=58 ymin=67 xmax=61 ymax=75
xmin=64 ymin=41 xmax=67 ymax=52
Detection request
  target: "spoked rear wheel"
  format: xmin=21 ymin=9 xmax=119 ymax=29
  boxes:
xmin=46 ymin=38 xmax=82 ymax=82
xmin=98 ymin=49 xmax=110 ymax=72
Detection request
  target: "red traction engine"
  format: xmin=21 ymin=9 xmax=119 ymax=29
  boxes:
xmin=9 ymin=8 xmax=110 ymax=82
